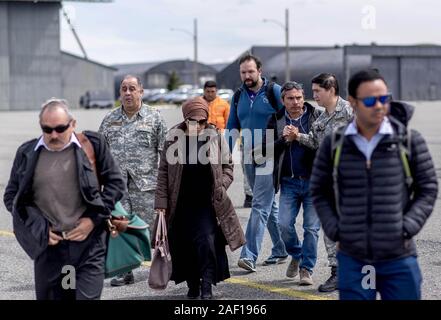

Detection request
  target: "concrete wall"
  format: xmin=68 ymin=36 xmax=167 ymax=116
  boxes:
xmin=0 ymin=2 xmax=10 ymax=110
xmin=7 ymin=1 xmax=62 ymax=110
xmin=61 ymin=52 xmax=115 ymax=108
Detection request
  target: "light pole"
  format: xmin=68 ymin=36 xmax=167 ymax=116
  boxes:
xmin=263 ymin=8 xmax=290 ymax=82
xmin=171 ymin=18 xmax=198 ymax=88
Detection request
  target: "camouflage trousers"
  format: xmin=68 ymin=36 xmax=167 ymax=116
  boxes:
xmin=121 ymin=176 xmax=156 ymax=238
xmin=324 ymin=234 xmax=338 ymax=268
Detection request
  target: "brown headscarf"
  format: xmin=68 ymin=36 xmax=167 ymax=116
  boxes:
xmin=182 ymin=96 xmax=209 ymax=121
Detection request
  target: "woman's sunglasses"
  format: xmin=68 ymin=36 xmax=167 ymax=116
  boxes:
xmin=356 ymin=94 xmax=392 ymax=107
xmin=41 ymin=121 xmax=72 ymax=134
xmin=186 ymin=119 xmax=207 ymax=125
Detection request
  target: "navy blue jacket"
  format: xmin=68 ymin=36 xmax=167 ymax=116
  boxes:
xmin=310 ymin=102 xmax=438 ymax=263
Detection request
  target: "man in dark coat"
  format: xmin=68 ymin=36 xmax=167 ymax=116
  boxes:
xmin=3 ymin=98 xmax=125 ymax=300
xmin=310 ymin=69 xmax=438 ymax=300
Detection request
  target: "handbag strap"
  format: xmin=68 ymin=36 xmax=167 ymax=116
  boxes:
xmin=155 ymin=212 xmax=167 ymax=243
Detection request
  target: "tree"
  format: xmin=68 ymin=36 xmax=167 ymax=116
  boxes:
xmin=167 ymin=71 xmax=181 ymax=91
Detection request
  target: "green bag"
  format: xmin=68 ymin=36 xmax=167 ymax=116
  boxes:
xmin=105 ymin=201 xmax=152 ymax=278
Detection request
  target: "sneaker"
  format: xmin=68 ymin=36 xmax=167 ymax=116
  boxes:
xmin=299 ymin=268 xmax=313 ymax=286
xmin=237 ymin=258 xmax=256 ymax=272
xmin=286 ymin=258 xmax=300 ymax=278
xmin=243 ymin=195 xmax=253 ymax=208
xmin=110 ymin=271 xmax=135 ymax=286
xmin=263 ymin=255 xmax=288 ymax=265
xmin=318 ymin=266 xmax=338 ymax=292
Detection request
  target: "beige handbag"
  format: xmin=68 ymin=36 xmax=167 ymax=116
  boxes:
xmin=148 ymin=212 xmax=172 ymax=289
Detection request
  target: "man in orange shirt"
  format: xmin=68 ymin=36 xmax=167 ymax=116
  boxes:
xmin=204 ymin=81 xmax=230 ymax=130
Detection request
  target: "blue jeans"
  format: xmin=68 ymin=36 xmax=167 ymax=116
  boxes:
xmin=337 ymin=251 xmax=422 ymax=300
xmin=240 ymin=162 xmax=287 ymax=263
xmin=279 ymin=177 xmax=320 ymax=272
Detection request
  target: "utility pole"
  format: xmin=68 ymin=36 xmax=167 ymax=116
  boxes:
xmin=193 ymin=18 xmax=198 ymax=88
xmin=285 ymin=8 xmax=290 ymax=82
xmin=263 ymin=8 xmax=290 ymax=82
xmin=171 ymin=18 xmax=199 ymax=88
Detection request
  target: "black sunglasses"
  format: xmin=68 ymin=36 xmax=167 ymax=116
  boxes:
xmin=186 ymin=119 xmax=207 ymax=125
xmin=356 ymin=94 xmax=392 ymax=107
xmin=41 ymin=121 xmax=72 ymax=134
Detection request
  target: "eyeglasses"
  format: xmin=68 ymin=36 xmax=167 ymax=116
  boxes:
xmin=186 ymin=119 xmax=207 ymax=125
xmin=356 ymin=94 xmax=392 ymax=107
xmin=41 ymin=121 xmax=71 ymax=134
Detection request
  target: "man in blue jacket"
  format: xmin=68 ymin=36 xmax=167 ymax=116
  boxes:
xmin=310 ymin=69 xmax=438 ymax=299
xmin=226 ymin=53 xmax=287 ymax=272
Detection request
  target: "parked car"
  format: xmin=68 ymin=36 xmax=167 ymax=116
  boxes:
xmin=80 ymin=90 xmax=114 ymax=109
xmin=217 ymin=89 xmax=234 ymax=103
xmin=143 ymin=88 xmax=168 ymax=103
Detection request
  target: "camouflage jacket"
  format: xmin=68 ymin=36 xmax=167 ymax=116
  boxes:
xmin=297 ymin=97 xmax=353 ymax=150
xmin=98 ymin=104 xmax=167 ymax=191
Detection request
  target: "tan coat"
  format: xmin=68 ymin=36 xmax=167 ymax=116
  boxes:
xmin=154 ymin=123 xmax=246 ymax=251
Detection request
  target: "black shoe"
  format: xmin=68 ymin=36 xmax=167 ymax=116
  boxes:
xmin=110 ymin=271 xmax=135 ymax=287
xmin=186 ymin=280 xmax=200 ymax=299
xmin=318 ymin=267 xmax=338 ymax=292
xmin=200 ymin=281 xmax=213 ymax=300
xmin=243 ymin=195 xmax=253 ymax=208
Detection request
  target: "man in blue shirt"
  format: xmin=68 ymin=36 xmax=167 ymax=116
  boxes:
xmin=265 ymin=82 xmax=322 ymax=285
xmin=226 ymin=53 xmax=287 ymax=272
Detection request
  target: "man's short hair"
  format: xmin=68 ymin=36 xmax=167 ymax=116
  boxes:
xmin=281 ymin=81 xmax=304 ymax=99
xmin=39 ymin=98 xmax=74 ymax=123
xmin=120 ymin=75 xmax=143 ymax=89
xmin=238 ymin=52 xmax=262 ymax=69
xmin=348 ymin=69 xmax=386 ymax=98
xmin=204 ymin=80 xmax=217 ymax=89
xmin=311 ymin=73 xmax=340 ymax=96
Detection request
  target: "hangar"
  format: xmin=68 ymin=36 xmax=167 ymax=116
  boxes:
xmin=0 ymin=0 xmax=115 ymax=110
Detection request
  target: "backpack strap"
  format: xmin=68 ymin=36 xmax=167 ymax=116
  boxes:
xmin=232 ymin=88 xmax=243 ymax=130
xmin=398 ymin=128 xmax=413 ymax=191
xmin=75 ymin=132 xmax=98 ymax=181
xmin=265 ymin=81 xmax=279 ymax=112
xmin=330 ymin=125 xmax=347 ymax=217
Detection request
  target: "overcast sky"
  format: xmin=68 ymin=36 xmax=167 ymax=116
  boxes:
xmin=60 ymin=0 xmax=440 ymax=66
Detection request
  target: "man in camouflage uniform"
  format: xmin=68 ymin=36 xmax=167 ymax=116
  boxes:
xmin=99 ymin=75 xmax=167 ymax=286
xmin=292 ymin=73 xmax=353 ymax=292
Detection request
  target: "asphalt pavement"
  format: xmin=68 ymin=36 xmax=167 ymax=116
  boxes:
xmin=0 ymin=102 xmax=440 ymax=300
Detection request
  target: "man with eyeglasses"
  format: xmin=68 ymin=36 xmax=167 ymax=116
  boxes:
xmin=3 ymin=99 xmax=125 ymax=299
xmin=259 ymin=81 xmax=322 ymax=285
xmin=99 ymin=75 xmax=167 ymax=286
xmin=310 ymin=69 xmax=438 ymax=300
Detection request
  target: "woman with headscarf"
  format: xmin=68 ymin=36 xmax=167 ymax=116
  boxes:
xmin=154 ymin=97 xmax=245 ymax=299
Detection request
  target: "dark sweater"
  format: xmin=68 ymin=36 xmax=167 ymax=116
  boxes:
xmin=281 ymin=109 xmax=310 ymax=178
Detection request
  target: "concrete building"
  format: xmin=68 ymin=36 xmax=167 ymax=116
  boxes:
xmin=114 ymin=60 xmax=217 ymax=94
xmin=217 ymin=45 xmax=441 ymax=101
xmin=0 ymin=0 xmax=115 ymax=111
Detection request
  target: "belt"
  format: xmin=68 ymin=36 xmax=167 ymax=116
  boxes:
xmin=53 ymin=231 xmax=70 ymax=240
